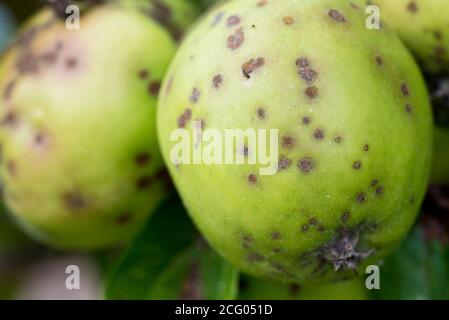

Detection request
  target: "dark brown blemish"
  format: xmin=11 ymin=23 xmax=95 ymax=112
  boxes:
xmin=137 ymin=176 xmax=153 ymax=189
xmin=301 ymin=218 xmax=325 ymax=233
xmin=34 ymin=132 xmax=47 ymax=146
xmin=242 ymin=57 xmax=265 ymax=79
xmin=247 ymin=252 xmax=265 ymax=262
xmin=296 ymin=58 xmax=310 ymax=69
xmin=283 ymin=16 xmax=295 ymax=25
xmin=256 ymin=107 xmax=266 ymax=120
xmin=243 ymin=234 xmax=253 ymax=244
xmin=305 ymin=86 xmax=319 ymax=99
xmin=212 ymin=74 xmax=223 ymax=89
xmin=1 ymin=111 xmax=18 ymax=127
xmin=272 ymin=247 xmax=283 ymax=253
xmin=147 ymin=0 xmax=182 ymax=41
xmin=248 ymin=173 xmax=258 ymax=185
xmin=117 ymin=212 xmax=132 ymax=224
xmin=363 ymin=144 xmax=369 ymax=151
xmin=317 ymin=228 xmax=374 ymax=271
xmin=289 ymin=284 xmax=301 ymax=296
xmin=177 ymin=109 xmax=192 ymax=128
xmin=405 ymin=103 xmax=413 ymax=113
xmin=7 ymin=160 xmax=16 ymax=176
xmin=278 ymin=155 xmax=292 ymax=171
xmin=3 ymin=80 xmax=16 ymax=101
xmin=297 ymin=64 xmax=318 ymax=84
xmin=328 ymin=9 xmax=346 ymax=23
xmin=281 ymin=135 xmax=294 ymax=149
xmin=271 ymin=232 xmax=282 ymax=240
xmin=135 ymin=153 xmax=151 ymax=166
xmin=407 ymin=1 xmax=418 ymax=13
xmin=375 ymin=55 xmax=384 ymax=66
xmin=190 ymin=87 xmax=201 ymax=103
xmin=62 ymin=192 xmax=86 ymax=211
xmin=148 ymin=81 xmax=161 ymax=96
xmin=154 ymin=169 xmax=172 ymax=188
xmin=296 ymin=57 xmax=318 ymax=85
xmin=270 ymin=262 xmax=286 ymax=272
xmin=371 ymin=179 xmax=379 ymax=186
xmin=341 ymin=211 xmax=350 ymax=223
xmin=65 ymin=57 xmax=78 ymax=69
xmin=227 ymin=15 xmax=241 ymax=26
xmin=302 ymin=116 xmax=311 ymax=125
xmin=16 ymin=52 xmax=39 ymax=75
xmin=353 ymin=160 xmax=362 ymax=170
xmin=13 ymin=19 xmax=55 ymax=48
xmin=227 ymin=27 xmax=245 ymax=50
xmin=401 ymin=82 xmax=410 ymax=96
xmin=138 ymin=70 xmax=149 ymax=79
xmin=298 ymin=158 xmax=314 ymax=173
xmin=334 ymin=135 xmax=342 ymax=143
xmin=433 ymin=30 xmax=443 ymax=41
xmin=16 ymin=25 xmax=39 ymax=48
xmin=375 ymin=185 xmax=384 ymax=195
xmin=299 ymin=71 xmax=318 ymax=85
xmin=434 ymin=46 xmax=446 ymax=57
xmin=313 ymin=128 xmax=325 ymax=140
xmin=356 ymin=192 xmax=366 ymax=203
xmin=242 ymin=234 xmax=253 ymax=249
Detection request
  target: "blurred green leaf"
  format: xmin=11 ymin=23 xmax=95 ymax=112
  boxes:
xmin=1 ymin=0 xmax=39 ymax=24
xmin=105 ymin=195 xmax=197 ymax=300
xmin=373 ymin=227 xmax=449 ymax=300
xmin=428 ymin=241 xmax=449 ymax=299
xmin=146 ymin=247 xmax=194 ymax=300
xmin=105 ymin=194 xmax=240 ymax=300
xmin=186 ymin=0 xmax=218 ymax=10
xmin=0 ymin=205 xmax=35 ymax=254
xmin=198 ymin=242 xmax=239 ymax=300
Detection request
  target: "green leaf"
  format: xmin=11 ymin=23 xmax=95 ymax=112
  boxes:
xmin=105 ymin=195 xmax=197 ymax=300
xmin=0 ymin=205 xmax=35 ymax=254
xmin=146 ymin=248 xmax=194 ymax=300
xmin=186 ymin=0 xmax=219 ymax=11
xmin=373 ymin=227 xmax=449 ymax=300
xmin=428 ymin=241 xmax=449 ymax=299
xmin=105 ymin=195 xmax=240 ymax=300
xmin=198 ymin=242 xmax=239 ymax=300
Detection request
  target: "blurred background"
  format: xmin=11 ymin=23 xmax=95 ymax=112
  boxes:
xmin=0 ymin=0 xmax=105 ymax=300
